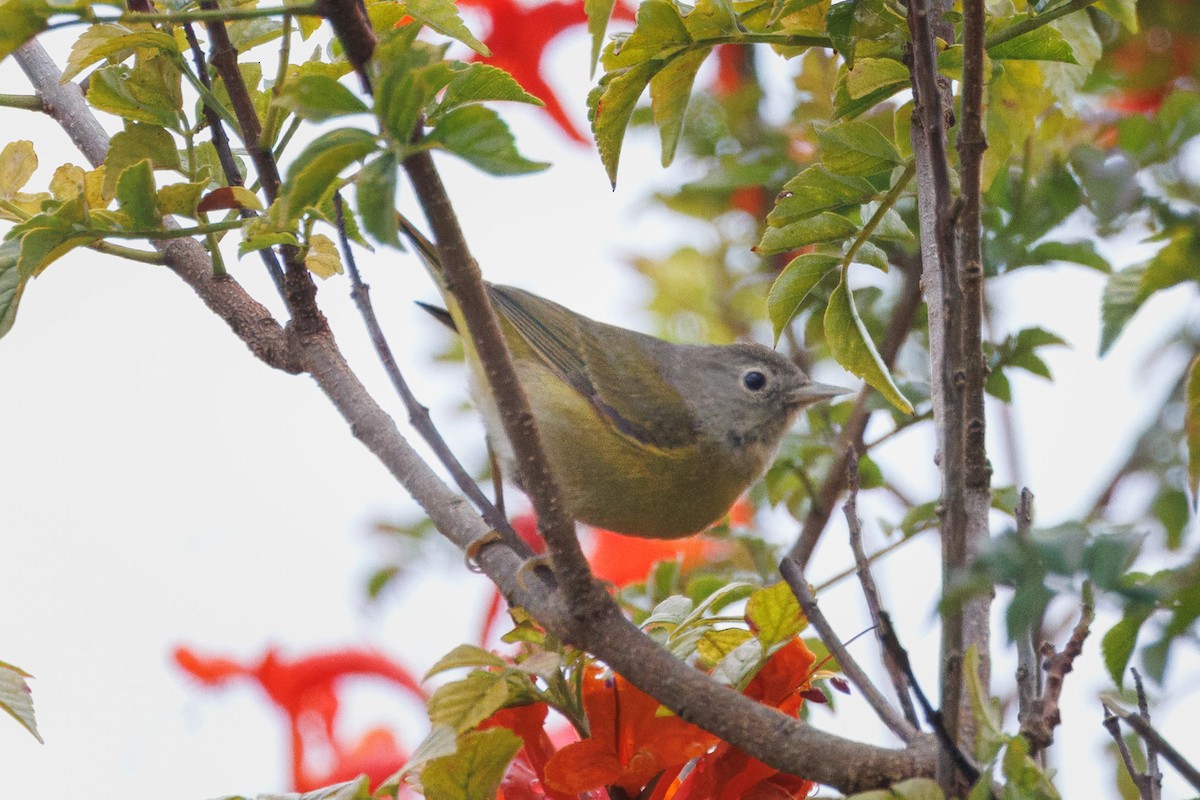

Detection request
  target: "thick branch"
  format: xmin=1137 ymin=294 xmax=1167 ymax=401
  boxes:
xmin=13 ymin=40 xmax=296 ymax=372
xmin=906 ymin=0 xmax=992 ymax=783
xmin=401 ymin=149 xmax=600 ymax=608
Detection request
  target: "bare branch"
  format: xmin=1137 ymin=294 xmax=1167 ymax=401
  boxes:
xmin=1025 ymin=584 xmax=1094 ymax=755
xmin=1013 ymin=489 xmax=1041 ymax=751
xmin=876 ymin=611 xmax=986 ymax=792
xmin=844 ymin=452 xmax=921 ymax=732
xmin=331 ymin=194 xmax=530 ymax=557
xmin=1103 ymin=707 xmax=1153 ymax=800
xmin=1133 ymin=669 xmax=1164 ymax=800
xmin=780 ymin=558 xmax=919 ymax=743
xmin=1103 ymin=697 xmax=1200 ymax=793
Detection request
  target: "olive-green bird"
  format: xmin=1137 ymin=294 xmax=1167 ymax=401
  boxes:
xmin=403 ymin=221 xmax=847 ymax=539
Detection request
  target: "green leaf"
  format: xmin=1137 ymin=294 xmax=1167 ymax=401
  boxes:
xmin=989 ymin=24 xmax=1078 ymax=64
xmin=825 ymin=0 xmax=858 ymax=67
xmin=892 ymin=778 xmax=946 ymax=800
xmin=62 ymin=23 xmax=178 ymax=83
xmin=585 ymin=0 xmax=619 ymax=73
xmin=1187 ymin=355 xmax=1200 ymax=504
xmin=681 ymin=0 xmax=738 ymax=39
xmin=1101 ymin=608 xmax=1150 ymax=688
xmin=116 ymin=158 xmax=160 ymax=228
xmin=238 ymin=228 xmax=299 ymax=257
xmin=825 ymin=271 xmax=912 ymax=413
xmin=275 ymin=74 xmax=368 ymax=121
xmin=768 ymin=252 xmax=839 ymax=341
xmin=818 ymin=120 xmax=901 ymax=176
xmin=357 ymin=151 xmax=399 ymax=247
xmin=757 ymin=212 xmax=857 ymax=254
xmin=155 ymin=180 xmax=208 ymax=219
xmin=745 ymin=581 xmax=806 ymax=646
xmin=425 ymin=644 xmax=508 ymax=680
xmin=0 ymin=140 xmax=37 ymax=198
xmin=844 ymin=57 xmax=908 ymax=101
xmin=651 ymin=48 xmax=709 ymax=167
xmin=102 ymin=123 xmax=181 ymax=198
xmin=0 ymin=240 xmax=27 ymax=339
xmin=427 ymin=671 xmax=522 ymax=733
xmin=437 ymin=63 xmax=544 ymax=118
xmin=964 ymin=645 xmax=1006 ymax=764
xmin=420 ymin=728 xmax=522 ymax=800
xmin=1096 ymin=0 xmax=1138 ymax=33
xmin=0 ymin=0 xmax=54 ymax=61
xmin=374 ymin=27 xmax=455 ymax=145
xmin=589 ymin=61 xmax=657 ymax=186
xmin=303 ymin=233 xmax=342 ymax=279
xmin=853 ymin=240 xmax=889 ymax=271
xmin=404 ymin=0 xmax=490 ymax=55
xmin=1098 ymin=263 xmax=1144 ymax=356
xmin=1025 ymin=239 xmax=1111 ymax=273
xmin=426 ymin=105 xmax=550 ymax=176
xmin=768 ymin=166 xmax=878 ymax=226
xmin=0 ymin=660 xmax=41 ymax=743
xmin=604 ymin=0 xmax=691 ymax=71
xmin=87 ymin=57 xmax=183 ymax=130
xmin=279 ymin=127 xmax=378 ymax=222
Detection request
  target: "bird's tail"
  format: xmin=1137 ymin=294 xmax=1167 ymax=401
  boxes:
xmin=397 ymin=214 xmax=444 ymax=283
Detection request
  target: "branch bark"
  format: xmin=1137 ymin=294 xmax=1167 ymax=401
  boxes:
xmin=905 ymin=0 xmax=992 ymax=787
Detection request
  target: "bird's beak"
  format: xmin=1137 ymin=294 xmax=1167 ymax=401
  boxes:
xmin=786 ymin=381 xmax=852 ymax=406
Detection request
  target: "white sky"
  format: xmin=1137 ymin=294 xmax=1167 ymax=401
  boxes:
xmin=1 ymin=22 xmax=1197 ymax=800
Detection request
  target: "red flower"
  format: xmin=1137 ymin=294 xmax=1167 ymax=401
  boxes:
xmin=543 ymin=667 xmax=719 ymax=794
xmin=174 ymin=646 xmax=425 ymax=791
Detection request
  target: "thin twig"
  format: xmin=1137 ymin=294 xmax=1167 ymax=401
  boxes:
xmin=1025 ymin=583 xmax=1094 ymax=756
xmin=844 ymin=451 xmax=921 ymax=732
xmin=1103 ymin=707 xmax=1152 ymax=800
xmin=779 ymin=558 xmax=918 ymax=743
xmin=1132 ymin=669 xmax=1163 ymax=800
xmin=876 ymin=611 xmax=987 ymax=791
xmin=1013 ymin=489 xmax=1041 ymax=756
xmin=1102 ymin=697 xmax=1200 ymax=792
xmin=330 ymin=193 xmax=529 ymax=557
xmin=182 ymin=22 xmax=286 ymax=298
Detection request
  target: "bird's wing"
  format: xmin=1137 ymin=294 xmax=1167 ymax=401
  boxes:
xmin=489 ymin=284 xmax=697 ymax=450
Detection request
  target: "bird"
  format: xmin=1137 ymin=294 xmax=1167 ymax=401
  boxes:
xmin=402 ymin=219 xmax=848 ymax=538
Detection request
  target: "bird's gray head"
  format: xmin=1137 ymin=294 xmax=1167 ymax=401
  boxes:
xmin=669 ymin=342 xmax=848 ymax=452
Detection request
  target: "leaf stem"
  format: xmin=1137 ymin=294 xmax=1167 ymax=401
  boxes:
xmin=105 ymin=218 xmax=246 ymax=240
xmin=984 ymin=0 xmax=1102 ymax=49
xmin=841 ymin=160 xmax=916 ymax=271
xmin=0 ymin=94 xmax=43 ymax=111
xmin=46 ymin=4 xmax=321 ymax=31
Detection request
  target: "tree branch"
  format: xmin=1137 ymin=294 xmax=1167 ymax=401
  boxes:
xmin=780 ymin=557 xmax=919 ymax=743
xmin=1102 ymin=697 xmax=1200 ymax=793
xmin=1024 ymin=583 xmax=1094 ymax=755
xmin=845 ymin=451 xmax=922 ymax=732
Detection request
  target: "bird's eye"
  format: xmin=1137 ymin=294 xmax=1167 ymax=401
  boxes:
xmin=742 ymin=370 xmax=767 ymax=391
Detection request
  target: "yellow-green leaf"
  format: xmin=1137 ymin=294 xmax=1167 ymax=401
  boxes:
xmin=404 ymin=0 xmax=490 ymax=55
xmin=824 ymin=271 xmax=912 ymax=413
xmin=115 ymin=158 xmax=160 ymax=229
xmin=0 ymin=140 xmax=37 ymax=199
xmin=589 ymin=61 xmax=658 ymax=186
xmin=651 ymin=48 xmax=709 ymax=167
xmin=427 ymin=671 xmax=516 ymax=734
xmin=757 ymin=212 xmax=857 ymax=254
xmin=696 ymin=628 xmax=754 ymax=668
xmin=768 ymin=252 xmax=839 ymax=342
xmin=425 ymin=644 xmax=508 ymax=680
xmin=420 ymin=728 xmax=522 ymax=800
xmin=745 ymin=581 xmax=806 ymax=646
xmin=818 ymin=120 xmax=901 ymax=176
xmin=0 ymin=660 xmax=41 ymax=743
xmin=303 ymin=233 xmax=342 ymax=279
xmin=1186 ymin=355 xmax=1200 ymax=503
xmin=0 ymin=240 xmax=27 ymax=340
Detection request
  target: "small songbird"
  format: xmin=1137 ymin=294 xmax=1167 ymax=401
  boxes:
xmin=404 ymin=221 xmax=847 ymax=538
